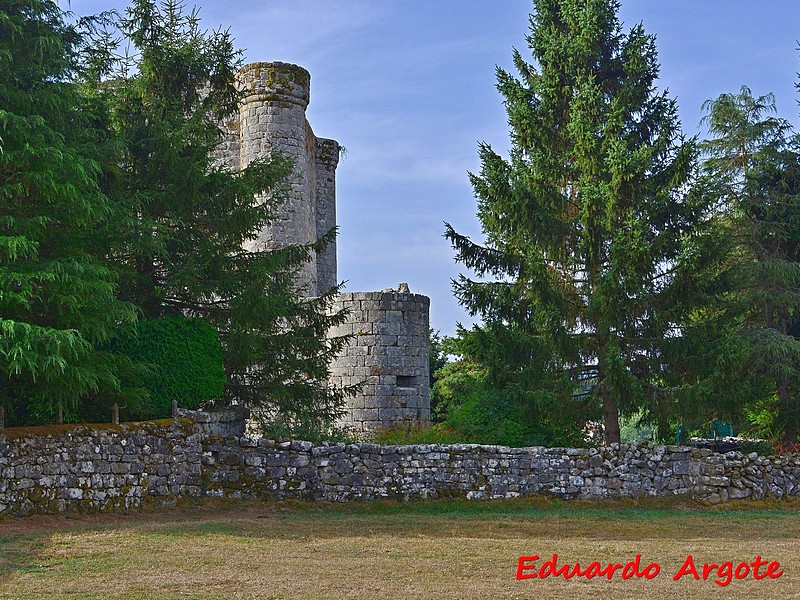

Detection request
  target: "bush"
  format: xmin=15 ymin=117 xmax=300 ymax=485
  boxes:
xmin=258 ymin=418 xmax=356 ymax=445
xmin=372 ymin=424 xmax=468 ymax=446
xmin=425 ymin=360 xmax=585 ymax=448
xmin=107 ymin=316 xmax=226 ymax=420
xmin=740 ymin=439 xmax=773 ymax=456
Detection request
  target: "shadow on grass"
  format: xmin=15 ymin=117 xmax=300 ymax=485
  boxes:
xmin=1 ymin=495 xmax=799 ymax=556
xmin=0 ymin=534 xmax=52 ymax=580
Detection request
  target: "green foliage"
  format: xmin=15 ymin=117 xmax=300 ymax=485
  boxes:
xmin=428 ymin=329 xmax=449 ymax=387
xmin=699 ymin=87 xmax=800 ymax=443
xmin=428 ymin=329 xmax=451 ymax=420
xmin=737 ymin=439 xmax=773 ymax=457
xmin=85 ymin=0 xmax=357 ymax=427
xmin=744 ymin=394 xmax=780 ymax=441
xmin=445 ymin=0 xmax=711 ymax=444
xmin=619 ymin=412 xmax=654 ymax=445
xmin=442 ymin=383 xmax=572 ymax=448
xmin=371 ymin=424 xmax=467 ymax=446
xmin=427 ymin=330 xmax=586 ymax=447
xmin=106 ymin=316 xmax=225 ymax=420
xmin=259 ymin=419 xmax=356 ymax=445
xmin=430 ymin=351 xmax=480 ymax=422
xmin=0 ymin=0 xmax=137 ymax=423
xmin=378 ymin=325 xmax=584 ymax=447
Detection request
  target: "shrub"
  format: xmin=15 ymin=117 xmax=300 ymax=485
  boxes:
xmin=259 ymin=419 xmax=356 ymax=444
xmin=107 ymin=316 xmax=226 ymax=420
xmin=425 ymin=360 xmax=585 ymax=448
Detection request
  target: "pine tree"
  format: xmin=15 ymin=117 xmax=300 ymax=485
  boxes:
xmin=700 ymin=88 xmax=800 ymax=443
xmin=0 ymin=1 xmax=136 ymax=422
xmin=90 ymin=0 xmax=356 ymax=429
xmin=445 ymin=0 xmax=704 ymax=444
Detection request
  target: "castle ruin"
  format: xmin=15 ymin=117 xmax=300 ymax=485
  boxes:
xmin=218 ymin=61 xmax=431 ymax=433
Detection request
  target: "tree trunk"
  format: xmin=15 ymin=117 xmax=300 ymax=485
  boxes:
xmin=602 ymin=385 xmax=621 ymax=445
xmin=779 ymin=377 xmax=797 ymax=444
xmin=776 ymin=311 xmax=797 ymax=444
xmin=598 ymin=329 xmax=621 ymax=446
xmin=136 ymin=253 xmax=161 ymax=318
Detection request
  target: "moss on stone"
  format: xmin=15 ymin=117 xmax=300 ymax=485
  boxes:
xmin=0 ymin=417 xmax=197 ymax=441
xmin=1 ymin=423 xmax=124 ymax=440
xmin=246 ymin=61 xmax=310 ymax=88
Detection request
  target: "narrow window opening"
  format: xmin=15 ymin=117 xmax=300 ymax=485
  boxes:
xmin=396 ymin=375 xmax=417 ymax=388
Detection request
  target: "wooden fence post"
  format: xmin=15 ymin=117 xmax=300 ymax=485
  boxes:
xmin=57 ymin=403 xmax=63 ymax=424
xmin=0 ymin=406 xmax=4 ymax=430
xmin=112 ymin=403 xmax=119 ymax=425
xmin=171 ymin=400 xmax=178 ymax=420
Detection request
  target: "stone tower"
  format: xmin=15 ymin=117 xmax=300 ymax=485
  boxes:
xmin=328 ymin=289 xmax=431 ymax=431
xmin=222 ymin=61 xmax=431 ymax=434
xmin=220 ymin=62 xmax=338 ymax=295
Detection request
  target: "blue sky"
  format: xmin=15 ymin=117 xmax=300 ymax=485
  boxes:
xmin=66 ymin=0 xmax=800 ymax=335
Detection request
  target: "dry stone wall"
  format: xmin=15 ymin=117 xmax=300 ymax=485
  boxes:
xmin=202 ymin=439 xmax=800 ymax=504
xmin=0 ymin=421 xmax=203 ymax=516
xmin=2 ymin=421 xmax=799 ymax=516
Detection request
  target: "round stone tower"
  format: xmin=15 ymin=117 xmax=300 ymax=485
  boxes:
xmin=236 ymin=62 xmax=319 ymax=293
xmin=328 ymin=286 xmax=431 ymax=433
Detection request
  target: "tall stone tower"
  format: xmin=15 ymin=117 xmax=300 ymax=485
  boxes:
xmin=219 ymin=61 xmax=338 ymax=295
xmin=221 ymin=61 xmax=431 ymax=435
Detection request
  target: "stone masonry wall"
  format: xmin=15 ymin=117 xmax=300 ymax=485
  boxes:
xmin=203 ymin=439 xmax=800 ymax=504
xmin=176 ymin=407 xmax=249 ymax=437
xmin=0 ymin=421 xmax=203 ymax=516
xmin=327 ymin=288 xmax=431 ymax=433
xmin=2 ymin=422 xmax=799 ymax=516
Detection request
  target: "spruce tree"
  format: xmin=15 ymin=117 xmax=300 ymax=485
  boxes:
xmin=700 ymin=88 xmax=800 ymax=443
xmin=0 ymin=0 xmax=136 ymax=423
xmin=90 ymin=0 xmax=356 ymax=429
xmin=445 ymin=0 xmax=703 ymax=444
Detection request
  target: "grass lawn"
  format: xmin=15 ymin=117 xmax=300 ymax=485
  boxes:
xmin=1 ymin=497 xmax=799 ymax=599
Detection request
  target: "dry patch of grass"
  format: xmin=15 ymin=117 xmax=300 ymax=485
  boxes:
xmin=0 ymin=497 xmax=799 ymax=599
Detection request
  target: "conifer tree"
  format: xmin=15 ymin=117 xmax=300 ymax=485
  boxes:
xmin=0 ymin=0 xmax=136 ymax=422
xmin=90 ymin=0 xmax=356 ymax=429
xmin=445 ymin=0 xmax=705 ymax=444
xmin=700 ymin=88 xmax=800 ymax=443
